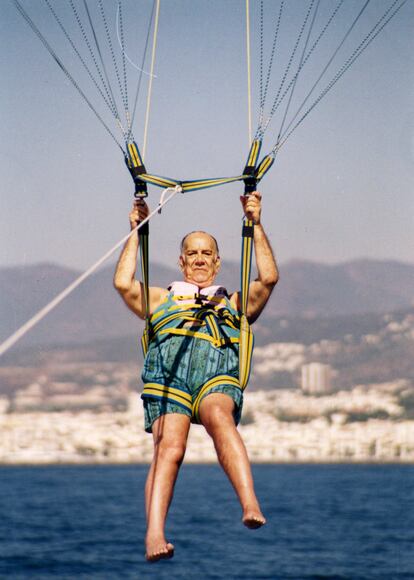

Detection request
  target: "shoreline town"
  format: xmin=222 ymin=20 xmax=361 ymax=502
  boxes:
xmin=1 ymin=382 xmax=413 ymax=465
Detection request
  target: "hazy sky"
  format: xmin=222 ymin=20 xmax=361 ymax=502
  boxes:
xmin=1 ymin=0 xmax=413 ymax=272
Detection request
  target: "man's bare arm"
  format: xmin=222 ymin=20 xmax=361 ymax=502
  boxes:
xmin=248 ymin=220 xmax=278 ymax=322
xmin=231 ymin=191 xmax=278 ymax=323
xmin=113 ymin=201 xmax=167 ymax=319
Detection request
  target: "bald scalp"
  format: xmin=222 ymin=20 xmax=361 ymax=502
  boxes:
xmin=180 ymin=231 xmax=220 ymax=256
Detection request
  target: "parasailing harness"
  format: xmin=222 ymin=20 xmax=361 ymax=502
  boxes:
xmin=125 ymin=137 xmax=274 ymax=389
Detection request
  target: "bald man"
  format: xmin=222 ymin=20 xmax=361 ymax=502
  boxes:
xmin=114 ymin=191 xmax=278 ymax=561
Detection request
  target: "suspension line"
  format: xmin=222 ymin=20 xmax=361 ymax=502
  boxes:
xmin=262 ymin=0 xmax=316 ymax=136
xmin=246 ymin=0 xmax=253 ymax=144
xmin=130 ymin=0 xmax=157 ymax=142
xmin=77 ymin=0 xmax=121 ymax=123
xmin=143 ymin=0 xmax=161 ymax=161
xmin=257 ymin=0 xmax=284 ymax=138
xmin=276 ymin=0 xmax=407 ymax=152
xmin=275 ymin=0 xmax=321 ymax=148
xmin=13 ymin=0 xmax=124 ymax=151
xmin=44 ymin=0 xmax=117 ymax=120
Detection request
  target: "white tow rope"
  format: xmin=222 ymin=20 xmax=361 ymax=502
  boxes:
xmin=0 ymin=185 xmax=182 ymax=358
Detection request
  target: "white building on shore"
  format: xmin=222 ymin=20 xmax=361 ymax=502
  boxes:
xmin=301 ymin=363 xmax=333 ymax=394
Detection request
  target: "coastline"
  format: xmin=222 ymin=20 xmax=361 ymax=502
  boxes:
xmin=1 ymin=386 xmax=413 ymax=465
xmin=1 ymin=459 xmax=413 ymax=466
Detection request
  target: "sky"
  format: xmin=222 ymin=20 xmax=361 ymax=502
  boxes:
xmin=1 ymin=0 xmax=413 ymax=273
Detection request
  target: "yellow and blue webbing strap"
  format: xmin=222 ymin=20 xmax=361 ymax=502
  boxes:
xmin=135 ymin=173 xmax=249 ymax=193
xmin=255 ymin=153 xmax=275 ymax=182
xmin=244 ymin=138 xmax=262 ymax=191
xmin=139 ymin=226 xmax=151 ymax=355
xmin=142 ymin=383 xmax=193 ymax=412
xmin=125 ymin=141 xmax=149 ymax=195
xmin=180 ymin=175 xmax=247 ymax=193
xmin=124 ymin=138 xmax=272 ymax=195
xmin=130 ymin=145 xmax=274 ymax=193
xmin=192 ymin=374 xmax=241 ymax=423
xmin=244 ymin=138 xmax=275 ymax=185
xmin=125 ymin=142 xmax=151 ymax=355
xmin=139 ymin=173 xmax=181 ymax=189
xmin=237 ymin=139 xmax=262 ymax=389
xmin=239 ymin=217 xmax=255 ymax=389
xmin=245 ymin=138 xmax=262 ymax=171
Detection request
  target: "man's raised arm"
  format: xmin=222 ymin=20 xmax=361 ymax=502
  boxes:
xmin=236 ymin=191 xmax=279 ymax=323
xmin=113 ymin=200 xmax=167 ymax=319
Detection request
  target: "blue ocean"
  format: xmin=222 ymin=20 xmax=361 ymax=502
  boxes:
xmin=0 ymin=464 xmax=413 ymax=579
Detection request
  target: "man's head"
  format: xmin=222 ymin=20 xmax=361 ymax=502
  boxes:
xmin=179 ymin=231 xmax=221 ymax=288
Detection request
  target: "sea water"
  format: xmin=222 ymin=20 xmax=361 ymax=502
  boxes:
xmin=0 ymin=464 xmax=413 ymax=579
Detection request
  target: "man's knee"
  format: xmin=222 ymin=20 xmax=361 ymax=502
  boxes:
xmin=153 ymin=436 xmax=187 ymax=465
xmin=199 ymin=394 xmax=235 ymax=434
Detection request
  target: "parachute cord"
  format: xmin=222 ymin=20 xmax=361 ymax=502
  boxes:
xmin=262 ymin=0 xmax=316 ymax=137
xmin=13 ymin=0 xmax=124 ymax=152
xmin=67 ymin=0 xmax=118 ymax=119
xmin=43 ymin=0 xmax=116 ymax=121
xmin=258 ymin=0 xmax=264 ymax=134
xmin=117 ymin=1 xmax=131 ymax=134
xmin=116 ymin=2 xmax=156 ymax=77
xmin=267 ymin=0 xmax=344 ymax=138
xmin=0 ymin=185 xmax=183 ymax=359
xmin=246 ymin=0 xmax=252 ymax=144
xmin=143 ymin=0 xmax=161 ymax=162
xmin=274 ymin=0 xmax=321 ymax=149
xmin=129 ymin=0 xmax=157 ymax=143
xmin=275 ymin=0 xmax=371 ymax=149
xmin=276 ymin=0 xmax=407 ymax=152
xmin=257 ymin=0 xmax=284 ymax=139
xmin=98 ymin=0 xmax=129 ymax=133
xmin=77 ymin=0 xmax=121 ymax=125
xmin=262 ymin=0 xmax=344 ymax=139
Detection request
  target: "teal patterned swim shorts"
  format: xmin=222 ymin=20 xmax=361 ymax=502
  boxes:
xmin=141 ymin=333 xmax=243 ymax=433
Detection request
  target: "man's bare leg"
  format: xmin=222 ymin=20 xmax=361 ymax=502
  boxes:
xmin=199 ymin=393 xmax=266 ymax=529
xmin=145 ymin=412 xmax=191 ymax=561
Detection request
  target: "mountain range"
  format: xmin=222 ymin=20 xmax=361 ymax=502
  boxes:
xmin=1 ymin=258 xmax=413 ymax=356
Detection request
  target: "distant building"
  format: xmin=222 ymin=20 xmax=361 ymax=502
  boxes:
xmin=301 ymin=363 xmax=333 ymax=394
xmin=0 ymin=397 xmax=10 ymax=414
xmin=127 ymin=392 xmax=142 ymax=416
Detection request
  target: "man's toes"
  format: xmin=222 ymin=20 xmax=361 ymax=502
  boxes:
xmin=146 ymin=542 xmax=174 ymax=562
xmin=243 ymin=516 xmax=266 ymax=529
xmin=146 ymin=549 xmax=164 ymax=562
xmin=166 ymin=542 xmax=175 ymax=558
xmin=146 ymin=551 xmax=165 ymax=562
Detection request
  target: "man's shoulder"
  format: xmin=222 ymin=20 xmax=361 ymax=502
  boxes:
xmin=228 ymin=291 xmax=240 ymax=311
xmin=149 ymin=286 xmax=169 ymax=314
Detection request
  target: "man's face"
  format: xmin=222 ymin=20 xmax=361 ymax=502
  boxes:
xmin=179 ymin=232 xmax=220 ymax=288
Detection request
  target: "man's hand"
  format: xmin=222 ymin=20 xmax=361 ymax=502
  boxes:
xmin=231 ymin=189 xmax=278 ymax=323
xmin=240 ymin=191 xmax=262 ymax=225
xmin=129 ymin=199 xmax=149 ymax=230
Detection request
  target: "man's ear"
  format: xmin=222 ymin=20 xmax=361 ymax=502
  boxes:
xmin=179 ymin=255 xmax=185 ymax=271
xmin=215 ymin=256 xmax=221 ymax=273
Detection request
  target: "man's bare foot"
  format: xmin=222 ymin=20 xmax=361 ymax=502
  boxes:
xmin=242 ymin=509 xmax=266 ymax=529
xmin=145 ymin=535 xmax=174 ymax=562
